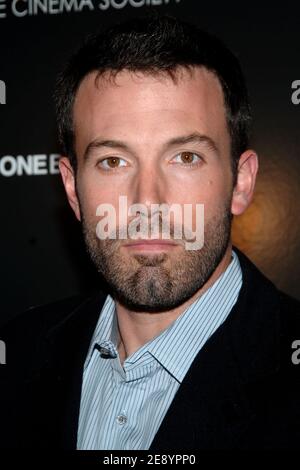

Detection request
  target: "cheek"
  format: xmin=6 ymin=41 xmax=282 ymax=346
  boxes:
xmin=193 ymin=175 xmax=232 ymax=216
xmin=171 ymin=173 xmax=225 ymax=204
xmin=76 ymin=174 xmax=119 ymax=220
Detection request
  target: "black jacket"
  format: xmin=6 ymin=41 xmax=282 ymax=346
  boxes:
xmin=1 ymin=247 xmax=300 ymax=450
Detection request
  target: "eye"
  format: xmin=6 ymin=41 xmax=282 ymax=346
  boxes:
xmin=171 ymin=152 xmax=203 ymax=166
xmin=97 ymin=156 xmax=127 ymax=170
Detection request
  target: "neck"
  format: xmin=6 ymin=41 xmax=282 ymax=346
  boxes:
xmin=116 ymin=243 xmax=233 ymax=364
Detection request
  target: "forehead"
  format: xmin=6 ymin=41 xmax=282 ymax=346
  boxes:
xmin=73 ymin=66 xmax=228 ymax=150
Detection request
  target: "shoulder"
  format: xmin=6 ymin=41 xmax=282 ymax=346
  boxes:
xmin=0 ymin=293 xmax=96 ymax=368
xmin=278 ymin=289 xmax=300 ymax=317
xmin=234 ymin=246 xmax=300 ymax=318
xmin=0 ymin=294 xmax=87 ymax=337
xmin=233 ymin=246 xmax=300 ymax=352
xmin=277 ymin=290 xmax=300 ymax=349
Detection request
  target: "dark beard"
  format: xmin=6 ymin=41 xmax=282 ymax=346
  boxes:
xmin=81 ymin=203 xmax=232 ymax=313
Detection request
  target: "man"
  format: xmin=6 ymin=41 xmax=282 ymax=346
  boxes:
xmin=1 ymin=14 xmax=300 ymax=450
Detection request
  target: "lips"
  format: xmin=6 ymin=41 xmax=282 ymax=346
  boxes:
xmin=124 ymin=239 xmax=177 ymax=246
xmin=122 ymin=239 xmax=179 ymax=251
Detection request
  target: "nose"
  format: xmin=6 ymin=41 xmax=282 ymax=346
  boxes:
xmin=131 ymin=163 xmax=166 ymax=210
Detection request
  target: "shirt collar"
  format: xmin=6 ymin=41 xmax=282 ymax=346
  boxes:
xmin=84 ymin=294 xmax=117 ymax=369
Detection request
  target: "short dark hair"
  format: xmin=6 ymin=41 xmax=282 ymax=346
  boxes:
xmin=54 ymin=13 xmax=252 ymax=180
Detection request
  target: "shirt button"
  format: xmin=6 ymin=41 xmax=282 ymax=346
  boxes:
xmin=116 ymin=414 xmax=127 ymax=425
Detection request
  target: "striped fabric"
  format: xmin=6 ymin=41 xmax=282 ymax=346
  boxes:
xmin=77 ymin=249 xmax=243 ymax=450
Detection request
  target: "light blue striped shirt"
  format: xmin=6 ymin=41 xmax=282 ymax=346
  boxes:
xmin=77 ymin=249 xmax=242 ymax=450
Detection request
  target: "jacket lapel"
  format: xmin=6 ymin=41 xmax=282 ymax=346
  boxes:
xmin=27 ymin=290 xmax=108 ymax=449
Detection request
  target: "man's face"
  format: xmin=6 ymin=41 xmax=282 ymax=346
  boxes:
xmin=66 ymin=67 xmax=236 ymax=311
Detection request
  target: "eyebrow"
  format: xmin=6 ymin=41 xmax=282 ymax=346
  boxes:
xmin=83 ymin=132 xmax=220 ymax=162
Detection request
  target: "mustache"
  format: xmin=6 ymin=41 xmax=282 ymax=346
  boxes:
xmin=100 ymin=224 xmax=197 ymax=244
xmin=99 ymin=210 xmax=200 ymax=242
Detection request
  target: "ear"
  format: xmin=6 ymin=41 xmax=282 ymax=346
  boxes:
xmin=231 ymin=150 xmax=259 ymax=216
xmin=59 ymin=156 xmax=81 ymax=221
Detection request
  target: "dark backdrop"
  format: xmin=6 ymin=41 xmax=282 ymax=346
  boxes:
xmin=0 ymin=0 xmax=299 ymax=325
